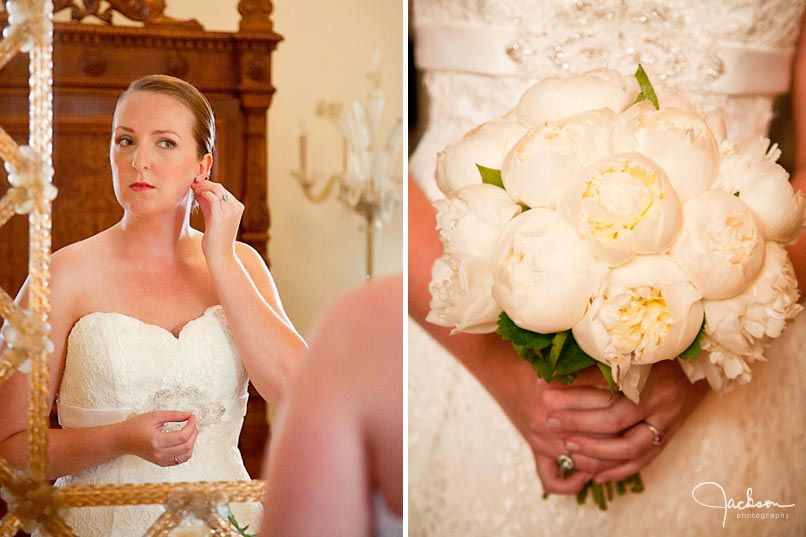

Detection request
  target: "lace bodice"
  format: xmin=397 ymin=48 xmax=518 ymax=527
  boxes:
xmin=42 ymin=305 xmax=261 ymax=537
xmin=410 ymin=0 xmax=806 ymax=199
xmin=415 ymin=0 xmax=804 ymax=53
xmin=58 ymin=305 xmax=248 ymax=416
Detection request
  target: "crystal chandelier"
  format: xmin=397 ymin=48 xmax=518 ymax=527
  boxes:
xmin=292 ymin=50 xmax=402 ymax=280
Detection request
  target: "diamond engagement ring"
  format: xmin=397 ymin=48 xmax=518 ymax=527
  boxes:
xmin=173 ymin=455 xmax=181 ymax=465
xmin=221 ymin=193 xmax=229 ymax=201
xmin=556 ymin=453 xmax=576 ymax=479
xmin=643 ymin=421 xmax=664 ymax=446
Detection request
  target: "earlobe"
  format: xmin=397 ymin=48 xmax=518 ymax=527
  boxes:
xmin=197 ymin=153 xmax=213 ymax=181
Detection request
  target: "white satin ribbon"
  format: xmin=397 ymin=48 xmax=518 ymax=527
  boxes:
xmin=57 ymin=394 xmax=249 ymax=429
xmin=414 ymin=22 xmax=794 ymax=96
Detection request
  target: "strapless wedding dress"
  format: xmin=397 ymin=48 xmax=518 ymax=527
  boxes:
xmin=44 ymin=305 xmax=261 ymax=536
xmin=409 ymin=1 xmax=806 ymax=535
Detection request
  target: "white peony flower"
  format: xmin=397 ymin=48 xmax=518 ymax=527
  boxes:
xmin=670 ymin=190 xmax=765 ymax=300
xmin=427 ymin=184 xmax=522 ymax=333
xmin=689 ymin=242 xmax=803 ymax=392
xmin=427 ymin=255 xmax=503 ymax=334
xmin=614 ymin=101 xmax=720 ymax=202
xmin=435 ymin=119 xmax=528 ymax=196
xmin=501 ymin=109 xmax=616 ymax=209
xmin=433 ymin=184 xmax=522 ymax=259
xmin=491 ymin=208 xmax=606 ymax=334
xmin=559 ymin=153 xmax=682 ymax=266
xmin=517 ymin=69 xmax=637 ymax=128
xmin=716 ymin=136 xmax=806 ymax=245
xmin=573 ymin=255 xmax=703 ymax=402
xmin=678 ymin=347 xmax=755 ymax=395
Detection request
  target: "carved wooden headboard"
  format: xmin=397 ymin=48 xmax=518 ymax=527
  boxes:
xmin=0 ymin=0 xmax=280 ymax=479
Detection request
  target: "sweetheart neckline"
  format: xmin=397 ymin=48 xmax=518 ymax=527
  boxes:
xmin=70 ymin=304 xmax=224 ymax=340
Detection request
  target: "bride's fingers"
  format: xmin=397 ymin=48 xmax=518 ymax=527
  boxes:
xmin=163 ymin=415 xmax=197 ymax=446
xmin=592 ymin=446 xmax=661 ymax=483
xmin=564 ymin=424 xmax=654 ymax=461
xmin=547 ymin=397 xmax=643 ymax=435
xmin=542 ymin=386 xmax=616 ymax=411
xmin=534 ymin=455 xmax=592 ymax=495
xmin=192 ymin=178 xmax=236 ymax=204
xmin=529 ymin=435 xmax=622 ymax=474
xmin=176 ymin=424 xmax=199 ymax=453
xmin=560 ymin=452 xmax=624 ymax=474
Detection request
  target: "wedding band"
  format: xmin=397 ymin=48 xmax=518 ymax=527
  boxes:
xmin=221 ymin=193 xmax=229 ymax=201
xmin=556 ymin=453 xmax=576 ymax=479
xmin=643 ymin=421 xmax=664 ymax=446
xmin=173 ymin=455 xmax=181 ymax=465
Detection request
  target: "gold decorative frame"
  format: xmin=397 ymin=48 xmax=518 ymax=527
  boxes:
xmin=0 ymin=1 xmax=265 ymax=535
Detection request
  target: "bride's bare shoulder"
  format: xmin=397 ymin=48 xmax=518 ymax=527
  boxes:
xmin=47 ymin=228 xmax=121 ymax=304
xmin=52 ymin=228 xmax=118 ymax=272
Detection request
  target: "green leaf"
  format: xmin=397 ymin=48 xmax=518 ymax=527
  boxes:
xmin=229 ymin=512 xmax=256 ymax=537
xmin=496 ymin=312 xmax=553 ymax=350
xmin=591 ymin=482 xmax=607 ymax=511
xmin=477 ymin=164 xmax=505 ymax=189
xmin=679 ymin=318 xmax=706 ymax=361
xmin=553 ymin=336 xmax=597 ymax=376
xmin=570 ymin=475 xmax=643 ymax=510
xmin=548 ymin=331 xmax=568 ymax=369
xmin=553 ymin=372 xmax=579 ymax=385
xmin=530 ymin=351 xmax=554 ymax=382
xmin=512 ymin=343 xmax=529 ymax=359
xmin=633 ymin=64 xmax=659 ymax=110
xmin=576 ymin=481 xmax=591 ymax=505
xmin=596 ymin=362 xmax=618 ymax=397
xmin=517 ymin=346 xmax=552 ymax=382
xmin=627 ymin=473 xmax=645 ymax=493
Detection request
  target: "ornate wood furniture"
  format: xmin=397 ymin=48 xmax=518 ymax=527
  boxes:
xmin=0 ymin=0 xmax=280 ymax=482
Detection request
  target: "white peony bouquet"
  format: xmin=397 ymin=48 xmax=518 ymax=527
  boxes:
xmin=427 ymin=65 xmax=805 ymax=406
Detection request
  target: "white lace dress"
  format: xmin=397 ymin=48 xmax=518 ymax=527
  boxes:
xmin=409 ymin=1 xmax=806 ymax=535
xmin=41 ymin=305 xmax=261 ymax=536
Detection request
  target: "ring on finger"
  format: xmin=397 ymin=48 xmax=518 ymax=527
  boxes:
xmin=221 ymin=193 xmax=230 ymax=201
xmin=643 ymin=421 xmax=664 ymax=446
xmin=556 ymin=453 xmax=576 ymax=479
xmin=173 ymin=455 xmax=181 ymax=465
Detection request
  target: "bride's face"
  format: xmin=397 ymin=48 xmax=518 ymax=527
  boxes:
xmin=110 ymin=90 xmax=209 ymax=214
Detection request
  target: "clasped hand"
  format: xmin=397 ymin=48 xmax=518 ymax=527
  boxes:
xmin=122 ymin=411 xmax=199 ymax=467
xmin=508 ymin=361 xmax=707 ymax=494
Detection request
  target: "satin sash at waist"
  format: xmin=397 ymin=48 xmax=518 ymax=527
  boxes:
xmin=57 ymin=394 xmax=249 ymax=429
xmin=414 ymin=22 xmax=794 ymax=96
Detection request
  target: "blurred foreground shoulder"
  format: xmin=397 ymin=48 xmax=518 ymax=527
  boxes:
xmin=309 ymin=274 xmax=403 ymax=367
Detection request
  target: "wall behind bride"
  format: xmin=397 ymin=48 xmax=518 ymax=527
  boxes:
xmin=158 ymin=0 xmax=404 ymax=337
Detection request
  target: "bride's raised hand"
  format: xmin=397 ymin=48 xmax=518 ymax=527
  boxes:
xmin=191 ymin=178 xmax=244 ymax=262
xmin=120 ymin=411 xmax=199 ymax=467
xmin=549 ymin=360 xmax=709 ymax=483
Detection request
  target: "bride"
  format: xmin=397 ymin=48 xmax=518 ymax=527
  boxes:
xmin=409 ymin=1 xmax=806 ymax=535
xmin=0 ymin=75 xmax=306 ymax=535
